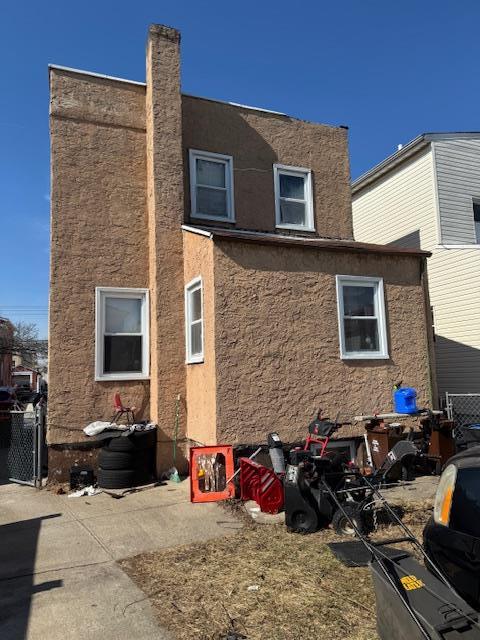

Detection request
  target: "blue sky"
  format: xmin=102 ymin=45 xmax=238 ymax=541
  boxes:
xmin=1 ymin=0 xmax=479 ymax=338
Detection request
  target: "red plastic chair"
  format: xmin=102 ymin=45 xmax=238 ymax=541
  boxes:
xmin=110 ymin=393 xmax=136 ymax=424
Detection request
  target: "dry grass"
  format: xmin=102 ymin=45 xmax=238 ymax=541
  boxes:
xmin=120 ymin=500 xmax=433 ymax=640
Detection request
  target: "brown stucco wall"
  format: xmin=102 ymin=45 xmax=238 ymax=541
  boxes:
xmin=212 ymin=239 xmax=433 ymax=445
xmin=146 ymin=26 xmax=188 ymax=472
xmin=182 ymin=96 xmax=353 ymax=240
xmin=48 ymin=69 xmax=148 ymax=444
xmin=183 ymin=232 xmax=217 ymax=444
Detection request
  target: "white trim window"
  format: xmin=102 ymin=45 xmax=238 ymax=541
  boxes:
xmin=185 ymin=277 xmax=204 ymax=363
xmin=274 ymin=164 xmax=314 ymax=231
xmin=336 ymin=276 xmax=389 ymax=360
xmin=189 ymin=150 xmax=234 ymax=222
xmin=95 ymin=287 xmax=149 ymax=381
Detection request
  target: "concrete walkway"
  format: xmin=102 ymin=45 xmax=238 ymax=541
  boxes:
xmin=0 ymin=480 xmax=242 ymax=640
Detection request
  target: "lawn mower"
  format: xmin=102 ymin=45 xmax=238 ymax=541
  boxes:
xmin=326 ymin=460 xmax=480 ymax=639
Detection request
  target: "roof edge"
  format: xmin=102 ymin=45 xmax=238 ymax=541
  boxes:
xmin=184 ymin=225 xmax=431 ymax=258
xmin=353 ymin=131 xmax=480 ymax=195
xmin=48 ymin=65 xmax=345 ymax=127
xmin=352 ymin=135 xmax=428 ymax=194
xmin=48 ymin=64 xmax=146 ymax=87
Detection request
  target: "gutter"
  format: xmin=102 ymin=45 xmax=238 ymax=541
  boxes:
xmin=181 ymin=224 xmax=213 ymax=239
xmin=183 ymin=225 xmax=431 ymax=258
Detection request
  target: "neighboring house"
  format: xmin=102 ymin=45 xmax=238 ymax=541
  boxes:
xmin=0 ymin=318 xmax=13 ymax=387
xmin=352 ymin=132 xmax=480 ymax=399
xmin=48 ymin=24 xmax=435 ymax=479
xmin=12 ymin=365 xmax=42 ymax=393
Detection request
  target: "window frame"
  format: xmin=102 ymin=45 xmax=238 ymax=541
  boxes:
xmin=335 ymin=275 xmax=389 ymax=360
xmin=185 ymin=276 xmax=204 ymax=364
xmin=189 ymin=149 xmax=235 ymax=223
xmin=95 ymin=287 xmax=150 ymax=381
xmin=273 ymin=163 xmax=315 ymax=231
xmin=472 ymin=197 xmax=480 ymax=243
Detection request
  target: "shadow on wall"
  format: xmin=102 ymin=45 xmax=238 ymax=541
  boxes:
xmin=217 ymin=240 xmax=419 ymax=288
xmin=0 ymin=514 xmax=63 ymax=639
xmin=436 ymin=335 xmax=480 ymax=396
xmin=182 ymin=98 xmax=280 ymax=232
xmin=387 ymin=229 xmax=422 ymax=249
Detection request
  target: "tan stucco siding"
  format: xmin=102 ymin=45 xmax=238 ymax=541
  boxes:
xmin=182 ymin=96 xmax=353 ymax=240
xmin=146 ymin=26 xmax=187 ymax=463
xmin=48 ymin=70 xmax=148 ymax=444
xmin=183 ymin=232 xmax=217 ymax=444
xmin=212 ymin=240 xmax=432 ymax=445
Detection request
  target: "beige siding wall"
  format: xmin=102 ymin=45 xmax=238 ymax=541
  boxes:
xmin=183 ymin=232 xmax=217 ymax=444
xmin=352 ymin=148 xmax=438 ymax=250
xmin=429 ymin=248 xmax=480 ymax=393
xmin=353 ymin=144 xmax=480 ymax=396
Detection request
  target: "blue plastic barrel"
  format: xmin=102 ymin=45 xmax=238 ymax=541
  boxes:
xmin=394 ymin=387 xmax=417 ymax=414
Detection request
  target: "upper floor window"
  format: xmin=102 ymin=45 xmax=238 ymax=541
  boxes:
xmin=185 ymin=277 xmax=204 ymax=363
xmin=189 ymin=150 xmax=234 ymax=222
xmin=336 ymin=276 xmax=389 ymax=360
xmin=473 ymin=199 xmax=480 ymax=243
xmin=274 ymin=164 xmax=314 ymax=231
xmin=95 ymin=287 xmax=149 ymax=381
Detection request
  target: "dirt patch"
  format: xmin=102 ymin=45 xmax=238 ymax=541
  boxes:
xmin=121 ymin=524 xmax=377 ymax=640
xmin=120 ymin=493 xmax=434 ymax=640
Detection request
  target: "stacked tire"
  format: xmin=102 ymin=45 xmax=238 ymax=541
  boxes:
xmin=97 ymin=430 xmax=157 ymax=489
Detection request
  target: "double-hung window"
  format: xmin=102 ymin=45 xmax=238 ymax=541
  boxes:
xmin=189 ymin=150 xmax=234 ymax=222
xmin=274 ymin=164 xmax=314 ymax=231
xmin=185 ymin=277 xmax=204 ymax=363
xmin=95 ymin=287 xmax=149 ymax=380
xmin=336 ymin=276 xmax=389 ymax=359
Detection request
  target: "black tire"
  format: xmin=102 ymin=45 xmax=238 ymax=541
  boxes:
xmin=401 ymin=464 xmax=415 ymax=482
xmin=287 ymin=510 xmax=320 ymax=534
xmin=98 ymin=449 xmax=134 ymax=470
xmin=104 ymin=435 xmax=136 ymax=452
xmin=105 ymin=430 xmax=157 ymax=452
xmin=332 ymin=505 xmax=366 ymax=536
xmin=97 ymin=468 xmax=135 ymax=489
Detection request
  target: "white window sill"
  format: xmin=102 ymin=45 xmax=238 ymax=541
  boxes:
xmin=95 ymin=374 xmax=150 ymax=382
xmin=190 ymin=213 xmax=235 ymax=223
xmin=276 ymin=223 xmax=316 ymax=232
xmin=340 ymin=353 xmax=389 ymax=361
xmin=186 ymin=357 xmax=204 ymax=365
xmin=437 ymin=244 xmax=480 ymax=249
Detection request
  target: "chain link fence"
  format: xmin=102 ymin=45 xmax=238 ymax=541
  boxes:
xmin=445 ymin=393 xmax=480 ymax=451
xmin=6 ymin=404 xmax=46 ymax=487
xmin=445 ymin=393 xmax=480 ymax=427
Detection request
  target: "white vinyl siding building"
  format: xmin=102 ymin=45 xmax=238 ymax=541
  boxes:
xmin=352 ymin=133 xmax=480 ymax=397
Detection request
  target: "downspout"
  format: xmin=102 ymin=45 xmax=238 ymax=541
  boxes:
xmin=420 ymin=257 xmax=438 ymax=408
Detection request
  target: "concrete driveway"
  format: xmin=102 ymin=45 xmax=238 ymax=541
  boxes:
xmin=0 ymin=479 xmax=241 ymax=640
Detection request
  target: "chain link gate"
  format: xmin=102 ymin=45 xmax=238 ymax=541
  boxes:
xmin=7 ymin=404 xmax=46 ymax=487
xmin=445 ymin=393 xmax=480 ymax=428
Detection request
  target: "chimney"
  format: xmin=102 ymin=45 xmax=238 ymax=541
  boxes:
xmin=146 ymin=24 xmax=187 ymax=469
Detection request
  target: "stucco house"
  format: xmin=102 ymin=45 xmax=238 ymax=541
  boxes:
xmin=48 ymin=24 xmax=436 ymax=478
xmin=352 ymin=133 xmax=480 ymax=400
